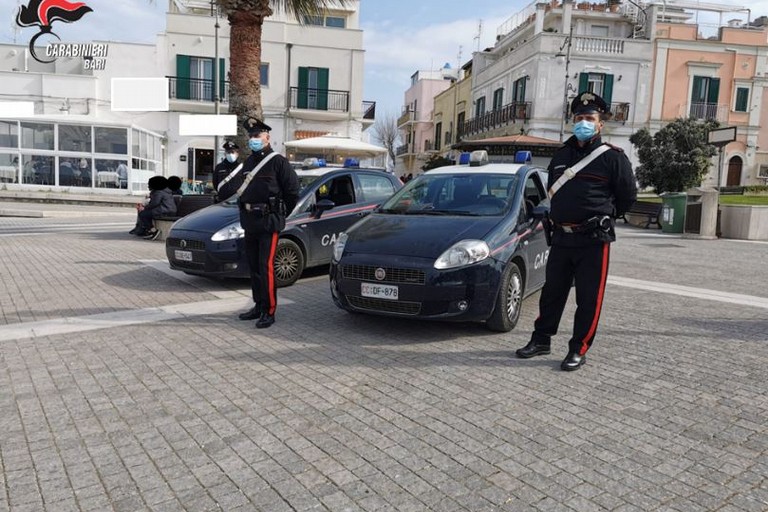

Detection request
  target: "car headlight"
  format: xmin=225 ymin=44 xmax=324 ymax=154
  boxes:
xmin=211 ymin=222 xmax=245 ymax=241
xmin=434 ymin=240 xmax=490 ymax=269
xmin=332 ymin=232 xmax=348 ymax=261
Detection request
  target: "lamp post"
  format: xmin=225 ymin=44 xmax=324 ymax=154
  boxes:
xmin=556 ymin=26 xmax=574 ymax=142
xmin=212 ymin=1 xmax=221 ymax=164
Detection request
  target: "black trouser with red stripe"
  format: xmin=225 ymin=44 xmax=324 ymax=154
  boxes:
xmin=244 ymin=231 xmax=279 ymax=315
xmin=530 ymin=242 xmax=611 ymax=356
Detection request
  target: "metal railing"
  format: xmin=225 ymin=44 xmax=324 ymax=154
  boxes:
xmin=396 ymin=144 xmax=411 ymax=156
xmin=610 ymin=102 xmax=630 ymax=123
xmin=289 ymin=87 xmax=349 ymax=112
xmin=168 ymin=76 xmax=229 ymax=102
xmin=362 ymin=101 xmax=376 ymax=120
xmin=460 ymin=101 xmax=531 ymax=137
xmin=573 ymin=36 xmax=625 ymax=54
xmin=687 ymin=103 xmax=728 ymax=122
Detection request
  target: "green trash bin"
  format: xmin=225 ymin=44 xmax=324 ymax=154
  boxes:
xmin=660 ymin=192 xmax=687 ymax=233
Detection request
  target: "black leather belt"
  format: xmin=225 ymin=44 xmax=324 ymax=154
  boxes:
xmin=555 ymin=215 xmax=611 ymax=234
xmin=242 ymin=202 xmax=270 ymax=213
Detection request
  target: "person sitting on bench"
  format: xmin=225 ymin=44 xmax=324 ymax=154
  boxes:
xmin=130 ymin=176 xmax=177 ymax=239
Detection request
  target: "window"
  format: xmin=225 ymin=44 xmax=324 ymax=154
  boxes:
xmin=456 ymin=111 xmax=466 ymax=138
xmin=434 ymin=122 xmax=442 ymax=151
xmin=513 ymin=77 xmax=527 ymax=103
xmin=297 ymin=66 xmax=329 ymax=110
xmin=59 ymin=125 xmax=92 ymax=152
xmin=303 ymin=15 xmax=323 ymax=25
xmin=578 ymin=73 xmax=614 ymax=104
xmin=95 ymin=159 xmax=129 ymax=188
xmin=325 ymin=16 xmax=345 ymax=28
xmin=59 ymin=156 xmax=92 ymax=188
xmin=590 ymin=25 xmax=609 ymax=37
xmin=0 ymin=153 xmax=19 ymax=184
xmin=21 ymin=122 xmax=54 ymax=150
xmin=0 ymin=121 xmax=18 ymax=148
xmin=260 ymin=63 xmax=269 ymax=87
xmin=95 ymin=127 xmax=127 ymax=154
xmin=492 ymin=88 xmax=504 ymax=111
xmin=734 ymin=87 xmax=749 ymax=112
xmin=690 ymin=76 xmax=720 ymax=119
xmin=21 ymin=155 xmax=54 ymax=185
xmin=175 ymin=55 xmax=226 ymax=101
xmin=358 ymin=174 xmax=395 ymax=203
xmin=475 ymin=96 xmax=486 ymax=117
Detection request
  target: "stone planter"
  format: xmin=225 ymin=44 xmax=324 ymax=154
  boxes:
xmin=720 ymin=205 xmax=768 ymax=240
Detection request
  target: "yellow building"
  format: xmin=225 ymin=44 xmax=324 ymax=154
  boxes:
xmin=431 ymin=61 xmax=473 ymax=159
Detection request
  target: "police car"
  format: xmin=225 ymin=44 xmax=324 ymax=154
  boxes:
xmin=329 ymin=151 xmax=550 ymax=332
xmin=165 ymin=166 xmax=402 ymax=287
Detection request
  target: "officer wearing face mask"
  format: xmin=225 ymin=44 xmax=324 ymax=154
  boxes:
xmin=515 ymin=92 xmax=636 ymax=371
xmin=212 ymin=140 xmax=241 ymax=203
xmin=219 ymin=118 xmax=299 ymax=329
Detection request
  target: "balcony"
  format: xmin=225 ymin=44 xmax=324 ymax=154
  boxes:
xmin=362 ymin=101 xmax=376 ymax=121
xmin=289 ymin=87 xmax=350 ymax=112
xmin=398 ymin=109 xmax=415 ymax=127
xmin=687 ymin=103 xmax=728 ymax=122
xmin=168 ymin=76 xmax=229 ymax=102
xmin=460 ymin=101 xmax=531 ymax=138
xmin=610 ymin=102 xmax=631 ymax=124
xmin=396 ymin=143 xmax=411 ymax=156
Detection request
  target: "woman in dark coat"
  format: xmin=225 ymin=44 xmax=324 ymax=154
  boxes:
xmin=132 ymin=176 xmax=177 ymax=238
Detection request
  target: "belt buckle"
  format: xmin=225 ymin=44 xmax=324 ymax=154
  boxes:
xmin=564 ymin=168 xmax=575 ymax=179
xmin=562 ymin=225 xmax=573 ymax=233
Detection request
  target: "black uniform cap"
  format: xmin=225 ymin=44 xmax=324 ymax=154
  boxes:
xmin=243 ymin=117 xmax=272 ymax=135
xmin=222 ymin=140 xmax=239 ymax=151
xmin=571 ymin=91 xmax=610 ymax=116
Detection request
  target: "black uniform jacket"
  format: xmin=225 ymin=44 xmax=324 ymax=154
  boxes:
xmin=218 ymin=146 xmax=300 ymax=234
xmin=212 ymin=158 xmax=241 ymax=202
xmin=144 ymin=187 xmax=177 ymax=218
xmin=547 ymin=135 xmax=637 ymax=246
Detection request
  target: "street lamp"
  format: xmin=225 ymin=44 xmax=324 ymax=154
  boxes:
xmin=211 ymin=0 xmax=221 ymax=163
xmin=555 ymin=26 xmax=574 ymax=142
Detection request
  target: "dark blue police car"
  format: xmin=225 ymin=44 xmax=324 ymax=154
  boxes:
xmin=329 ymin=152 xmax=550 ymax=332
xmin=166 ymin=167 xmax=402 ymax=287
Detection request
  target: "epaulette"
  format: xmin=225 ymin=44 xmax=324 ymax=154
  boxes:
xmin=605 ymin=143 xmax=624 ymax=153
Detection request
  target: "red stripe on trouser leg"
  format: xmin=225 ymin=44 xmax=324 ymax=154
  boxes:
xmin=267 ymin=233 xmax=278 ymax=315
xmin=578 ymin=242 xmax=610 ymax=356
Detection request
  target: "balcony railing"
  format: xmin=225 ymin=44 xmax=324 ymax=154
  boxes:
xmin=460 ymin=101 xmax=531 ymax=138
xmin=396 ymin=143 xmax=411 ymax=156
xmin=687 ymin=103 xmax=728 ymax=122
xmin=289 ymin=87 xmax=349 ymax=112
xmin=573 ymin=36 xmax=625 ymax=54
xmin=610 ymin=102 xmax=630 ymax=124
xmin=363 ymin=101 xmax=376 ymax=120
xmin=168 ymin=76 xmax=229 ymax=102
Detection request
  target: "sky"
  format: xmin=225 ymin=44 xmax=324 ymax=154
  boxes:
xmin=1 ymin=0 xmax=766 ymax=118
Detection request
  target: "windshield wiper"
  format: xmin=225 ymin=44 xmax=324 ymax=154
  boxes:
xmin=377 ymin=208 xmax=405 ymax=214
xmin=404 ymin=209 xmax=479 ymax=216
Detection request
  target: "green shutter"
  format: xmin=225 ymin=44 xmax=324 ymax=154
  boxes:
xmin=298 ymin=67 xmax=308 ymax=108
xmin=317 ymin=67 xmax=329 ymax=111
xmin=219 ymin=58 xmax=226 ymax=100
xmin=176 ymin=54 xmax=190 ymax=100
xmin=735 ymin=88 xmax=749 ymax=112
xmin=578 ymin=73 xmax=589 ymax=93
xmin=691 ymin=76 xmax=705 ymax=103
xmin=707 ymin=78 xmax=720 ymax=104
xmin=603 ymin=74 xmax=614 ymax=105
xmin=520 ymin=78 xmax=526 ymax=102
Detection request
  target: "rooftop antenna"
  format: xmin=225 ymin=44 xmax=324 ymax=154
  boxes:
xmin=12 ymin=1 xmax=22 ymax=44
xmin=457 ymin=45 xmax=463 ymax=69
xmin=473 ymin=19 xmax=483 ymax=52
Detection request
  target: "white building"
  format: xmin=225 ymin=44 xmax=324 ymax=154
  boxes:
xmin=0 ymin=0 xmax=374 ymax=193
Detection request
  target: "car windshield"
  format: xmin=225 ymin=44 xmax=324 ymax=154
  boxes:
xmin=379 ymin=173 xmax=518 ymax=216
xmin=298 ymin=174 xmax=321 ymax=194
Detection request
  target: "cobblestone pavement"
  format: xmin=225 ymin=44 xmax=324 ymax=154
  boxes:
xmin=0 ymin=207 xmax=767 ymax=512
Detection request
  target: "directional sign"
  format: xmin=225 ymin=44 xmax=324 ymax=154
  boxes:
xmin=707 ymin=126 xmax=736 ymax=147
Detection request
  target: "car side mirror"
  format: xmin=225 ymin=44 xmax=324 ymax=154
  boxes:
xmin=313 ymin=198 xmax=335 ymax=218
xmin=532 ymin=204 xmax=549 ymax=220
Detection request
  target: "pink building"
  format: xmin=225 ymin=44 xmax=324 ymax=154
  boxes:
xmin=649 ymin=17 xmax=768 ymax=186
xmin=396 ymin=67 xmax=457 ymax=174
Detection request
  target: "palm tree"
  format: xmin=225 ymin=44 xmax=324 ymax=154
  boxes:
xmin=216 ymin=0 xmax=349 ymax=147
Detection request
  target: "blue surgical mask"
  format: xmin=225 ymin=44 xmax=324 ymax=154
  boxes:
xmin=226 ymin=153 xmax=238 ymax=163
xmin=573 ymin=120 xmax=597 ymax=141
xmin=248 ymin=138 xmax=264 ymax=152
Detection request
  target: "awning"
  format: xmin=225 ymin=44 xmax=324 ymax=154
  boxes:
xmin=452 ymin=133 xmax=562 ymax=158
xmin=284 ymin=135 xmax=388 ymax=158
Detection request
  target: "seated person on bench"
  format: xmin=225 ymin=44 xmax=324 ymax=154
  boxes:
xmin=130 ymin=176 xmax=177 ymax=239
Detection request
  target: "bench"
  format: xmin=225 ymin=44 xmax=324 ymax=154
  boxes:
xmin=622 ymin=200 xmax=662 ymax=229
xmin=153 ymin=194 xmax=215 ymax=241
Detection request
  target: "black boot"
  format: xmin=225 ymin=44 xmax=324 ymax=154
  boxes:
xmin=515 ymin=339 xmax=551 ymax=359
xmin=255 ymin=313 xmax=275 ymax=329
xmin=561 ymin=352 xmax=586 ymax=371
xmin=238 ymin=305 xmax=260 ymax=321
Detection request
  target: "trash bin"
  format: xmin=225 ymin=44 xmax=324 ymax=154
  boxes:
xmin=660 ymin=192 xmax=687 ymax=233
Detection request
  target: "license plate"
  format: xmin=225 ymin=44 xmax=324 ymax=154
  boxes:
xmin=174 ymin=250 xmax=193 ymax=262
xmin=361 ymin=282 xmax=398 ymax=300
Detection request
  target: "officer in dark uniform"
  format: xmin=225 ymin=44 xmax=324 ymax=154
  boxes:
xmin=212 ymin=140 xmax=241 ymax=203
xmin=218 ymin=118 xmax=300 ymax=329
xmin=516 ymin=92 xmax=637 ymax=370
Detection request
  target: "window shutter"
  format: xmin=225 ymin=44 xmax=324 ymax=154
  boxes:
xmin=317 ymin=68 xmax=329 ymax=111
xmin=707 ymin=78 xmax=720 ymax=104
xmin=603 ymin=74 xmax=614 ymax=105
xmin=578 ymin=73 xmax=589 ymax=93
xmin=691 ymin=76 xmax=704 ymax=103
xmin=176 ymin=55 xmax=190 ymax=100
xmin=218 ymin=58 xmax=226 ymax=101
xmin=298 ymin=67 xmax=309 ymax=109
xmin=735 ymin=88 xmax=749 ymax=112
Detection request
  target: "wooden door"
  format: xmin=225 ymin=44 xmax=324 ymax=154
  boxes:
xmin=727 ymin=156 xmax=742 ymax=187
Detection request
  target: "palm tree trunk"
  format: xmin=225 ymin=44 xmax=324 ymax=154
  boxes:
xmin=227 ymin=5 xmax=271 ymax=149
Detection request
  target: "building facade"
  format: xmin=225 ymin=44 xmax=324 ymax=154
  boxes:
xmin=0 ymin=0 xmax=375 ymax=192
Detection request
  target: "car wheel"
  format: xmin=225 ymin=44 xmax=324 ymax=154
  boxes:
xmin=274 ymin=238 xmax=305 ymax=288
xmin=486 ymin=261 xmax=523 ymax=332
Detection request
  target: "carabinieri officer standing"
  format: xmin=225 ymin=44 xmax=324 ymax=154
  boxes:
xmin=218 ymin=118 xmax=299 ymax=329
xmin=516 ymin=92 xmax=637 ymax=370
xmin=212 ymin=140 xmax=241 ymax=203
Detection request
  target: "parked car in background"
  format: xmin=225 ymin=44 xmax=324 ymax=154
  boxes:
xmin=330 ymin=151 xmax=550 ymax=332
xmin=165 ymin=167 xmax=402 ymax=287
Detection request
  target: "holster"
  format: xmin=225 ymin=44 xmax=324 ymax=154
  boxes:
xmin=542 ymin=212 xmax=553 ymax=247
